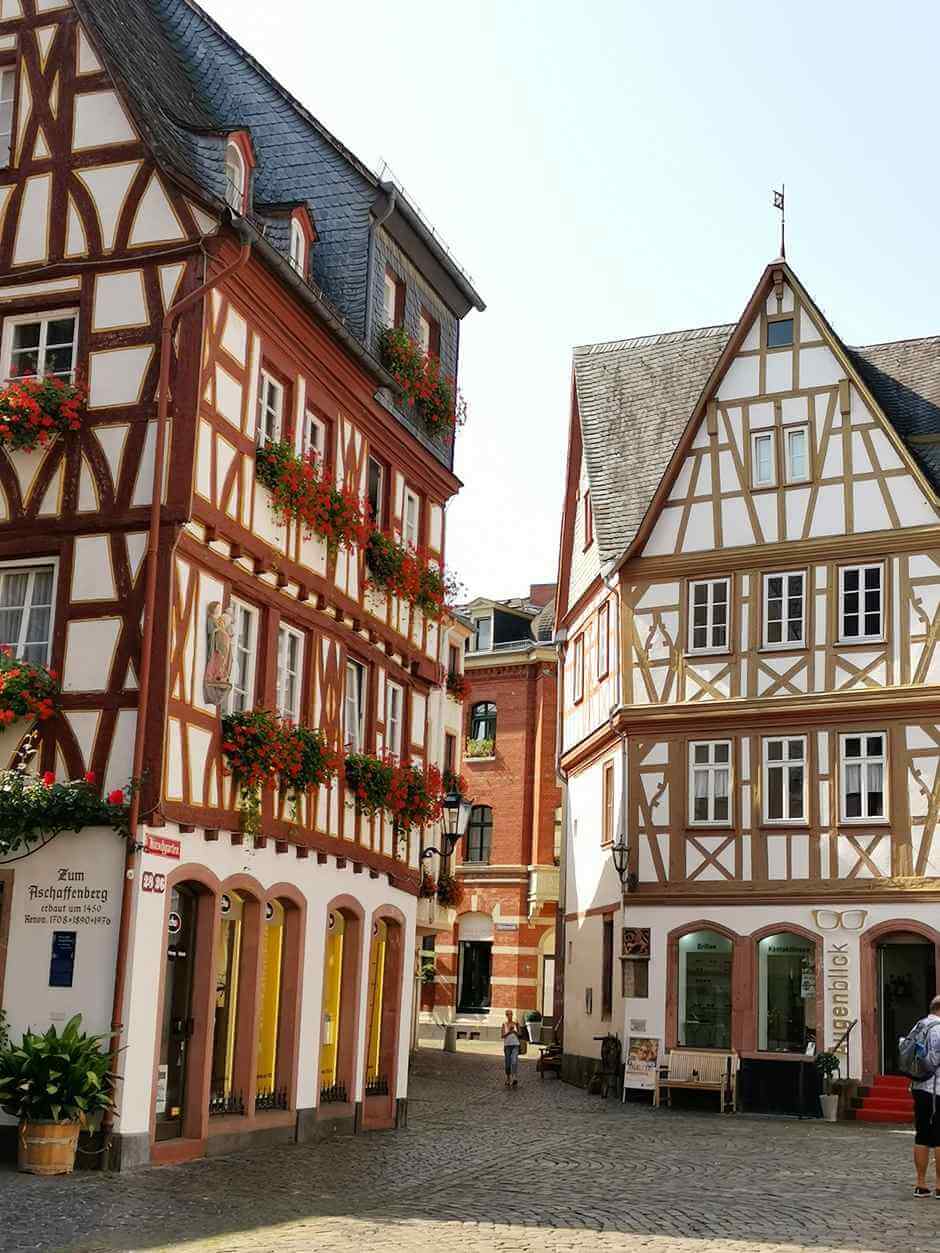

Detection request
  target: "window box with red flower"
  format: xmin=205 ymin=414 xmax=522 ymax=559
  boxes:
xmin=445 ymin=670 xmax=469 ymax=703
xmin=418 ymin=871 xmax=437 ymax=899
xmin=255 ymin=441 xmax=367 ymax=554
xmin=377 ymin=326 xmax=466 ymax=441
xmin=364 ymin=531 xmax=458 ymax=621
xmin=436 ymin=872 xmax=464 ymax=908
xmin=0 ymin=377 xmax=85 ymax=453
xmin=0 ymin=648 xmax=60 ymax=728
xmin=344 ymin=752 xmax=444 ymax=833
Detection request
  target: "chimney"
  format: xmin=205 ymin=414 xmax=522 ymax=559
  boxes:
xmin=528 ymin=582 xmax=556 ymax=608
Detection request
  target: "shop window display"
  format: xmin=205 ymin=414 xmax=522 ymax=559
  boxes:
xmin=757 ymin=932 xmax=816 ymax=1053
xmin=678 ymin=929 xmax=732 ymax=1049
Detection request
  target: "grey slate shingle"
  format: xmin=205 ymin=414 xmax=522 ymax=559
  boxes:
xmin=575 ymin=326 xmax=940 ymax=567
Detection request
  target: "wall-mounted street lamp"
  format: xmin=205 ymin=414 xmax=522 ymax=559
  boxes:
xmin=611 ymin=828 xmax=636 ymax=891
xmin=421 ymin=787 xmax=474 ymax=860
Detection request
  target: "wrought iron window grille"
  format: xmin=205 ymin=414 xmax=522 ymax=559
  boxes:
xmin=320 ymin=1081 xmax=348 ymax=1105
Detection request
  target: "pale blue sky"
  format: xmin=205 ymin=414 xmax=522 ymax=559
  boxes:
xmin=204 ymin=0 xmax=940 ymax=600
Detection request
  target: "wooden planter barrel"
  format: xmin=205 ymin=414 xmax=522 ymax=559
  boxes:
xmin=18 ymin=1120 xmax=80 ymax=1175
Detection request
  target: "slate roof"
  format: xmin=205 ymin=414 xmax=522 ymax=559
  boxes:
xmin=71 ymin=0 xmax=482 ymax=335
xmin=574 ymin=322 xmax=940 ymax=567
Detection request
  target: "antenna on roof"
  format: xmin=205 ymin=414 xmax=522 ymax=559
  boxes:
xmin=772 ymin=185 xmax=786 ymax=259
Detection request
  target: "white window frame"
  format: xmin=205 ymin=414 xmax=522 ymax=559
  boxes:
xmin=418 ymin=312 xmax=432 ymax=355
xmin=838 ymin=562 xmax=884 ymax=644
xmin=256 ymin=370 xmax=284 ymax=446
xmin=344 ymin=659 xmax=366 ymax=753
xmin=276 ymin=624 xmax=304 ymax=724
xmin=225 ymin=142 xmax=246 ymax=215
xmin=839 ymin=731 xmax=888 ymax=823
xmin=1 ymin=308 xmax=79 ymax=383
xmin=385 ymin=680 xmax=403 ymax=761
xmin=597 ymin=600 xmax=610 ymax=678
xmin=303 ymin=410 xmax=326 ymax=467
xmin=785 ymin=424 xmax=810 ymax=484
xmin=0 ymin=68 xmax=15 ymax=168
xmin=225 ymin=599 xmax=258 ymax=715
xmin=688 ymin=740 xmax=733 ymax=827
xmin=762 ymin=736 xmax=807 ymax=824
xmin=288 ymin=219 xmax=306 ymax=275
xmin=687 ymin=577 xmax=731 ymax=655
xmin=0 ymin=558 xmax=58 ymax=664
xmin=403 ymin=487 xmax=420 ymax=551
xmin=762 ymin=569 xmax=806 ymax=649
xmin=471 ymin=614 xmax=492 ymax=653
xmin=573 ymin=634 xmax=584 ymax=703
xmin=751 ymin=430 xmax=776 ymax=488
xmin=383 ymin=272 xmax=398 ymax=328
xmin=366 ymin=456 xmax=385 ymax=526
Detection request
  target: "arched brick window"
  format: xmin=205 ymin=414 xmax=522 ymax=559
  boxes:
xmin=470 ymin=701 xmax=496 ymax=744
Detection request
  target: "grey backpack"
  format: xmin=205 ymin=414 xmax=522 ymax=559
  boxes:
xmin=899 ymin=1018 xmax=939 ymax=1081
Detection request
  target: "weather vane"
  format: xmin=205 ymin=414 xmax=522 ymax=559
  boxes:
xmin=773 ymin=185 xmax=786 ymax=259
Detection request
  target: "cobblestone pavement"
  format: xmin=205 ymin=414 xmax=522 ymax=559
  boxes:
xmin=0 ymin=1045 xmax=936 ymax=1253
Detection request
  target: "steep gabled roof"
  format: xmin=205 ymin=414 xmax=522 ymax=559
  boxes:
xmin=572 ymin=324 xmax=733 ymax=564
xmin=573 ymin=268 xmax=940 ymax=570
xmin=72 ymin=0 xmax=483 ymax=319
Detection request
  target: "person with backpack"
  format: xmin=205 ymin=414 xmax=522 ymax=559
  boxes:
xmin=899 ymin=994 xmax=940 ymax=1197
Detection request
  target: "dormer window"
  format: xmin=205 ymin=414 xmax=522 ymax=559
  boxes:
xmin=419 ymin=309 xmax=440 ymax=359
xmin=289 ymin=219 xmax=305 ymax=274
xmin=220 ymin=138 xmax=250 ymax=216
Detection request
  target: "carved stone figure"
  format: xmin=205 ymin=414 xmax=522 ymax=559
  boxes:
xmin=204 ymin=601 xmax=234 ymax=707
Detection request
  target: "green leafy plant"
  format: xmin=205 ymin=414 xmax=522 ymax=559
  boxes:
xmin=0 ymin=1015 xmax=118 ymax=1125
xmin=525 ymin=1010 xmax=543 ymax=1023
xmin=0 ymin=376 xmax=85 ymax=453
xmin=445 ymin=670 xmax=469 ymax=703
xmin=377 ymin=325 xmax=466 ymax=441
xmin=466 ymin=738 xmax=494 ymax=759
xmin=0 ymin=648 xmax=60 ymax=727
xmin=814 ymin=1051 xmax=840 ymax=1093
xmin=0 ymin=736 xmax=129 ymax=855
xmin=255 ymin=442 xmax=366 ymax=553
xmin=364 ymin=531 xmax=458 ymax=621
xmin=344 ymin=752 xmax=394 ymax=818
xmin=418 ymin=871 xmax=437 ymax=899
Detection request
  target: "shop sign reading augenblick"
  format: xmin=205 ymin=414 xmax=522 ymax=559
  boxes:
xmin=24 ymin=869 xmax=111 ymax=928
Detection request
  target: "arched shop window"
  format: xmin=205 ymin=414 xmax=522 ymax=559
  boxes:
xmin=211 ymin=891 xmax=248 ymax=1115
xmin=757 ymin=931 xmax=817 ymax=1053
xmin=255 ymin=900 xmax=287 ymax=1109
xmin=320 ymin=905 xmax=361 ymax=1106
xmin=365 ymin=919 xmax=389 ymax=1090
xmin=677 ymin=929 xmax=733 ymax=1050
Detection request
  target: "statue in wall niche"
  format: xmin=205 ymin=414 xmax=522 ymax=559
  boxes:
xmin=204 ymin=601 xmax=234 ymax=706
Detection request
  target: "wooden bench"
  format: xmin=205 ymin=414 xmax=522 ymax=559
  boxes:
xmin=537 ymin=1044 xmax=562 ymax=1080
xmin=653 ymin=1049 xmax=738 ymax=1113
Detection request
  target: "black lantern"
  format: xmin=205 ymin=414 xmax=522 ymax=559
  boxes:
xmin=422 ymin=787 xmax=474 ymax=860
xmin=611 ymin=829 xmax=630 ymax=888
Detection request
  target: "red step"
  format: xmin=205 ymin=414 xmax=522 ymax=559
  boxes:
xmin=855 ymin=1073 xmax=913 ymax=1124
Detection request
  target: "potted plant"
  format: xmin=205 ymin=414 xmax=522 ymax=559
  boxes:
xmin=0 ymin=1015 xmax=118 ymax=1175
xmin=525 ymin=1010 xmax=544 ymax=1045
xmin=815 ymin=1051 xmax=840 ymax=1121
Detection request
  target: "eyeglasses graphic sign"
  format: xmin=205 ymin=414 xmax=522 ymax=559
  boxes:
xmin=812 ymin=909 xmax=868 ymax=932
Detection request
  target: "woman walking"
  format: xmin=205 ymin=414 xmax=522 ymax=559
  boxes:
xmin=501 ymin=1009 xmax=522 ymax=1088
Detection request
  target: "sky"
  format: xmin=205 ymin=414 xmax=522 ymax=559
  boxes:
xmin=202 ymin=0 xmax=940 ymax=601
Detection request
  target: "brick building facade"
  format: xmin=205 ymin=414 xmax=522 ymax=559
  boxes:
xmin=420 ymin=586 xmax=561 ymax=1040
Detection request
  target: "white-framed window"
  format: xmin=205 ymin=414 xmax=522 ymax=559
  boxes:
xmin=276 ymin=624 xmax=304 ymax=723
xmin=367 ymin=456 xmax=385 ymax=525
xmin=840 ymin=732 xmax=887 ymax=821
xmin=0 ymin=561 xmax=56 ymax=663
xmin=226 ymin=600 xmax=258 ymax=714
xmin=288 ymin=218 xmax=306 ymax=275
xmin=383 ymin=271 xmax=401 ymax=328
xmin=751 ymin=430 xmax=776 ymax=488
xmin=785 ymin=425 xmax=810 ymax=483
xmin=385 ymin=680 xmax=403 ymax=760
xmin=344 ymin=658 xmax=366 ymax=753
xmin=763 ymin=570 xmax=805 ymax=648
xmin=689 ymin=740 xmax=732 ymax=826
xmin=839 ymin=563 xmax=883 ymax=643
xmin=403 ymin=488 xmax=419 ymax=550
xmin=597 ymin=600 xmax=610 ymax=678
xmin=256 ymin=370 xmax=284 ymax=446
xmin=573 ymin=633 xmax=584 ymax=702
xmin=688 ymin=578 xmax=730 ymax=653
xmin=0 ymin=68 xmax=15 ymax=167
xmin=418 ymin=312 xmax=432 ymax=354
xmin=224 ymin=141 xmax=246 ymax=215
xmin=471 ymin=615 xmax=492 ymax=653
xmin=2 ymin=309 xmax=78 ymax=382
xmin=303 ymin=410 xmax=326 ymax=467
xmin=762 ymin=736 xmax=806 ymax=823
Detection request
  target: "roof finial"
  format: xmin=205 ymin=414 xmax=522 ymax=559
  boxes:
xmin=773 ymin=185 xmax=786 ymax=259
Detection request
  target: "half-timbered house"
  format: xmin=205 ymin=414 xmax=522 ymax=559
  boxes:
xmin=557 ymin=257 xmax=940 ymax=1115
xmin=0 ymin=0 xmax=483 ymax=1167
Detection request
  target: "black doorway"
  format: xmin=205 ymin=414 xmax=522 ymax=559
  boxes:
xmin=879 ymin=938 xmax=936 ymax=1074
xmin=457 ymin=940 xmax=492 ymax=1012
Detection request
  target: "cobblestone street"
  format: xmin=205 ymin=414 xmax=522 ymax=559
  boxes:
xmin=0 ymin=1045 xmax=935 ymax=1253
